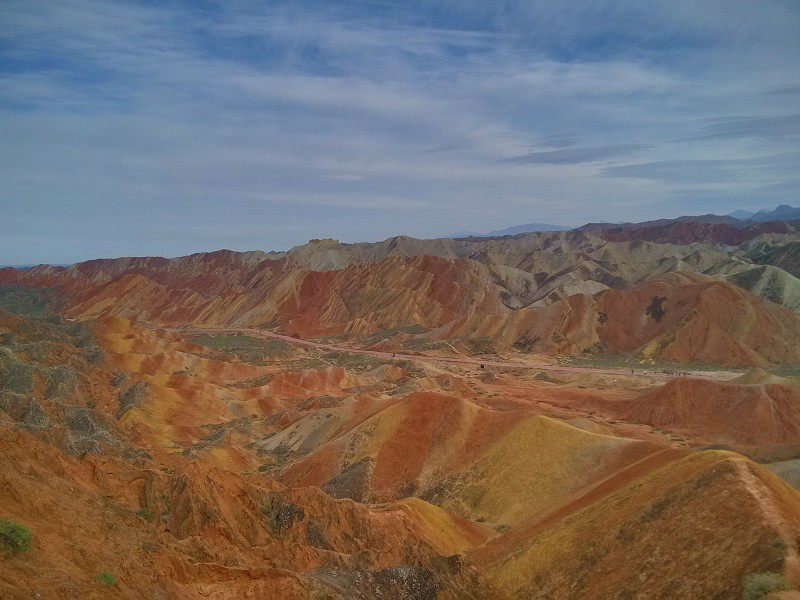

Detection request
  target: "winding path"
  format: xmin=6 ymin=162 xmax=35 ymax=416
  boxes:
xmin=175 ymin=326 xmax=738 ymax=382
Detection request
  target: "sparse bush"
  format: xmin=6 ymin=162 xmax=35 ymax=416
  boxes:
xmin=136 ymin=508 xmax=154 ymax=522
xmin=94 ymin=571 xmax=117 ymax=586
xmin=0 ymin=519 xmax=32 ymax=554
xmin=742 ymin=572 xmax=790 ymax=600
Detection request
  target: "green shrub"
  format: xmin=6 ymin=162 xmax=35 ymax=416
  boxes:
xmin=0 ymin=519 xmax=32 ymax=554
xmin=94 ymin=571 xmax=117 ymax=586
xmin=136 ymin=508 xmax=154 ymax=522
xmin=742 ymin=572 xmax=790 ymax=600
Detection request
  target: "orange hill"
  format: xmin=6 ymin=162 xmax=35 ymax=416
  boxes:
xmin=3 ymin=248 xmax=800 ymax=366
xmin=568 ymin=377 xmax=800 ymax=446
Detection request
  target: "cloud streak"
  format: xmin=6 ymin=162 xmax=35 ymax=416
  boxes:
xmin=502 ymin=144 xmax=651 ymax=165
xmin=0 ymin=0 xmax=799 ymax=263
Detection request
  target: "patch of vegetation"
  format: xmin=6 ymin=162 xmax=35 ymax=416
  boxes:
xmin=367 ymin=324 xmax=430 ymax=342
xmin=560 ymin=353 xmax=638 ymax=368
xmin=394 ymin=359 xmax=426 ymax=377
xmin=305 ymin=516 xmax=332 ymax=550
xmin=117 ymin=380 xmax=150 ymax=419
xmin=0 ymin=349 xmax=37 ymax=393
xmin=261 ymin=492 xmax=305 ymax=534
xmin=190 ymin=334 xmax=289 ymax=363
xmin=772 ymin=536 xmax=787 ymax=550
xmin=741 ymin=572 xmax=790 ymax=600
xmin=0 ymin=285 xmax=53 ymax=316
xmin=773 ymin=364 xmax=800 ymax=377
xmin=463 ymin=337 xmax=496 ymax=355
xmin=136 ymin=508 xmax=154 ymax=522
xmin=402 ymin=338 xmax=450 ymax=351
xmin=681 ymin=360 xmax=747 ymax=373
xmin=191 ymin=334 xmax=265 ymax=349
xmin=561 ymin=352 xmax=740 ymax=374
xmin=0 ymin=519 xmax=32 ymax=554
xmin=698 ymin=443 xmax=734 ymax=452
xmin=645 ymin=295 xmax=667 ymax=322
xmin=308 ymin=333 xmax=353 ymax=344
xmin=94 ymin=571 xmax=117 ymax=586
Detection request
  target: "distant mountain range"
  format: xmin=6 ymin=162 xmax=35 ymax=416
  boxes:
xmin=582 ymin=205 xmax=800 ymax=232
xmin=444 ymin=205 xmax=799 ymax=240
xmin=0 ymin=264 xmax=72 ymax=270
xmin=446 ymin=222 xmax=571 ymax=238
xmin=748 ymin=204 xmax=800 ymax=222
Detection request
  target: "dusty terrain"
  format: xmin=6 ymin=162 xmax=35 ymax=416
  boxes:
xmin=2 ymin=218 xmax=800 ymax=598
xmin=3 ymin=226 xmax=800 ymax=366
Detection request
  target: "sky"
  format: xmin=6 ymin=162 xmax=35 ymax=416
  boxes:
xmin=1 ymin=0 xmax=799 ymax=264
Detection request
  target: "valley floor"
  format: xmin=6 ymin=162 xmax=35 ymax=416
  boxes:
xmin=3 ymin=311 xmax=800 ymax=598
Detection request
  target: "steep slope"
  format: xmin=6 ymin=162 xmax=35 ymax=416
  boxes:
xmin=597 ymin=272 xmax=800 ymax=366
xmin=607 ymin=378 xmax=800 ymax=445
xmin=4 ymin=279 xmax=800 ymax=598
xmin=727 ymin=265 xmax=800 ymax=311
xmin=0 ymin=430 xmax=489 ymax=599
xmin=435 ymin=292 xmax=600 ymax=355
xmin=732 ymin=368 xmax=800 ymax=386
xmin=435 ymin=272 xmax=800 ymax=366
xmin=272 ymin=393 xmax=657 ymax=526
xmin=473 ymin=450 xmax=800 ymax=599
xmin=60 ymin=255 xmax=511 ymax=337
xmin=0 ymin=305 xmax=490 ymax=599
xmin=3 ymin=227 xmax=800 ymax=367
xmin=6 ymin=228 xmax=800 ymax=313
xmin=9 ymin=265 xmax=800 ymax=367
xmin=745 ymin=239 xmax=800 ymax=278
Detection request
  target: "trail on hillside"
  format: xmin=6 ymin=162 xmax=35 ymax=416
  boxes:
xmin=175 ymin=326 xmax=738 ymax=382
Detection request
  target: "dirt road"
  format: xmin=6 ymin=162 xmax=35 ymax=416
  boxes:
xmin=175 ymin=326 xmax=738 ymax=382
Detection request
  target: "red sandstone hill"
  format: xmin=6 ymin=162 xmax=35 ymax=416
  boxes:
xmin=570 ymin=377 xmax=800 ymax=445
xmin=2 ymin=240 xmax=800 ymax=366
xmin=597 ymin=220 xmax=799 ymax=245
xmin=3 ymin=287 xmax=800 ymax=598
xmin=627 ymin=378 xmax=800 ymax=445
xmin=596 ymin=272 xmax=800 ymax=367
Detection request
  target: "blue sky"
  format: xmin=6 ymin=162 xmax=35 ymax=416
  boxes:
xmin=1 ymin=0 xmax=799 ymax=263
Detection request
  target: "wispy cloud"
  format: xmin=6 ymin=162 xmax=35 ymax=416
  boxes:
xmin=688 ymin=114 xmax=800 ymax=141
xmin=502 ymin=144 xmax=651 ymax=165
xmin=600 ymin=152 xmax=800 ymax=184
xmin=0 ymin=0 xmax=799 ymax=262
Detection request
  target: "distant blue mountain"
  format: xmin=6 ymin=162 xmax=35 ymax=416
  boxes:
xmin=728 ymin=209 xmax=755 ymax=220
xmin=749 ymin=204 xmax=800 ymax=222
